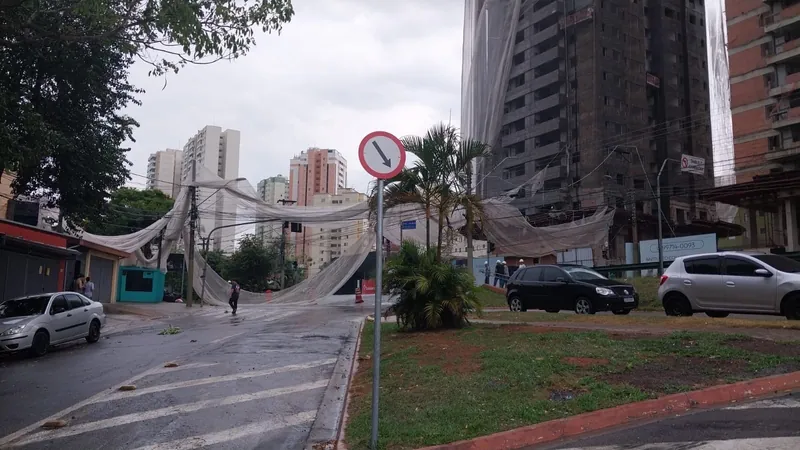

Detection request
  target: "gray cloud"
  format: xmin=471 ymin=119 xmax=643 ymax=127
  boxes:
xmin=124 ymin=0 xmax=463 ymax=195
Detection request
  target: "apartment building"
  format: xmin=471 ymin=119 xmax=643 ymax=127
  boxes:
xmin=702 ymin=0 xmax=800 ymax=251
xmin=146 ymin=149 xmax=183 ymax=198
xmin=255 ymin=175 xmax=290 ymax=242
xmin=180 ymin=125 xmax=241 ymax=253
xmin=305 ymin=188 xmax=367 ymax=278
xmin=464 ymin=0 xmax=718 ymax=260
xmin=288 ymin=148 xmax=348 ymax=261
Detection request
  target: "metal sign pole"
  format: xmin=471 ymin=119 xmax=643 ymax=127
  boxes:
xmin=371 ymin=178 xmax=384 ymax=449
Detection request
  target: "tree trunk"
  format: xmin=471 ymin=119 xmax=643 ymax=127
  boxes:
xmin=465 ymin=166 xmax=474 ymax=281
xmin=425 ymin=199 xmax=431 ymax=251
xmin=436 ymin=204 xmax=445 ymax=262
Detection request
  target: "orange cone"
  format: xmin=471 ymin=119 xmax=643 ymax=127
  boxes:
xmin=355 ymin=287 xmax=364 ymax=304
xmin=265 ymin=290 xmax=272 ymax=303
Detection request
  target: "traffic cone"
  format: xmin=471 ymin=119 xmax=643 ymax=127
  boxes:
xmin=355 ymin=287 xmax=364 ymax=304
xmin=265 ymin=290 xmax=272 ymax=303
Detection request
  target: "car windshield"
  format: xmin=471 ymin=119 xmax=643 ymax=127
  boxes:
xmin=750 ymin=254 xmax=800 ymax=273
xmin=0 ymin=295 xmax=50 ymax=318
xmin=563 ymin=267 xmax=608 ymax=280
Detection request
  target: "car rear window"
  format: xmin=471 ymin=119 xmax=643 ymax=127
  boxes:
xmin=684 ymin=256 xmax=720 ymax=275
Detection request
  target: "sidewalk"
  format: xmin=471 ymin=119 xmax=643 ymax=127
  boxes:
xmin=102 ymin=302 xmax=207 ymax=336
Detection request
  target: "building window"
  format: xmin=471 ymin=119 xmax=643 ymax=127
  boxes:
xmin=503 ymin=164 xmax=526 ymax=179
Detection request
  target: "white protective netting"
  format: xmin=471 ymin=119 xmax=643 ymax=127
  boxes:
xmin=82 ymin=162 xmax=614 ymax=304
xmin=461 ymin=0 xmax=522 ymax=199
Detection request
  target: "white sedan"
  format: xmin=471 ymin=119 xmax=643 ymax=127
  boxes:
xmin=0 ymin=292 xmax=106 ymax=357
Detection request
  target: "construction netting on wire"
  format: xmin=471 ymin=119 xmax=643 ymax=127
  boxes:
xmin=81 ymin=162 xmax=615 ymax=304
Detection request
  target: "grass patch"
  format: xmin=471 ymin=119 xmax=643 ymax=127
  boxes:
xmin=475 ymin=286 xmax=507 ymax=308
xmin=344 ymin=324 xmax=800 ymax=449
xmin=621 ymin=277 xmax=660 ymax=311
xmin=480 ymin=311 xmax=800 ymax=331
xmin=158 ymin=325 xmax=182 ymax=335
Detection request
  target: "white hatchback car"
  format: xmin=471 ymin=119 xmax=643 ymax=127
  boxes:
xmin=657 ymin=251 xmax=800 ymax=320
xmin=0 ymin=292 xmax=106 ymax=357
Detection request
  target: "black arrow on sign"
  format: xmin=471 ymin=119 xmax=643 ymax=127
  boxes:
xmin=371 ymin=141 xmax=392 ymax=167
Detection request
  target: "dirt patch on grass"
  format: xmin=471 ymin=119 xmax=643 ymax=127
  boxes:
xmin=727 ymin=337 xmax=800 ymax=357
xmin=604 ymin=356 xmax=748 ymax=393
xmin=563 ymin=357 xmax=610 ymax=367
xmin=401 ymin=330 xmax=485 ymax=375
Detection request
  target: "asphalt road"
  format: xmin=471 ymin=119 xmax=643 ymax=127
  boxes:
xmin=534 ymin=392 xmax=800 ymax=450
xmin=0 ymin=297 xmax=375 ymax=450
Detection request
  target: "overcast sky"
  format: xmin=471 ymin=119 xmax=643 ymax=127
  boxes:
xmin=124 ymin=0 xmax=463 ymax=195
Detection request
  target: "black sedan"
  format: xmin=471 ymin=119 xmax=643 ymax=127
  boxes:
xmin=505 ymin=264 xmax=639 ymax=315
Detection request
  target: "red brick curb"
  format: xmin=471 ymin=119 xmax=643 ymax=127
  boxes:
xmin=418 ymin=370 xmax=800 ymax=450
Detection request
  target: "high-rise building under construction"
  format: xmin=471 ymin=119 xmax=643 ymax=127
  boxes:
xmin=462 ymin=0 xmax=722 ymax=260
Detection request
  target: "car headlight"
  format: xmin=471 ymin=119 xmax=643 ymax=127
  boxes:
xmin=595 ymin=287 xmax=614 ymax=296
xmin=0 ymin=325 xmax=25 ymax=336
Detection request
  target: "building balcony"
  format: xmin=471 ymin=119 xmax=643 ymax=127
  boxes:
xmin=530 ymin=23 xmax=559 ymax=47
xmin=531 ymin=93 xmax=561 ymax=113
xmin=772 ymin=106 xmax=800 ymax=128
xmin=767 ymin=38 xmax=800 ymax=65
xmin=542 ymin=165 xmax=562 ymax=180
xmin=506 ymin=83 xmax=531 ymax=103
xmin=531 ymin=68 xmax=560 ymax=91
xmin=765 ymin=141 xmax=800 ymax=162
xmin=530 ymin=46 xmax=560 ymax=69
xmin=769 ymin=72 xmax=800 ymax=96
xmin=529 ymin=117 xmax=561 ymax=136
xmin=501 ymin=129 xmax=527 ymax=147
xmin=764 ymin=4 xmax=800 ymax=33
xmin=533 ymin=141 xmax=561 ymax=158
xmin=509 ymin=60 xmax=532 ymax=79
xmin=503 ymin=106 xmax=530 ymax=125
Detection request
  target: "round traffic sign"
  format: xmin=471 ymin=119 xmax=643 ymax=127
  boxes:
xmin=358 ymin=131 xmax=406 ymax=179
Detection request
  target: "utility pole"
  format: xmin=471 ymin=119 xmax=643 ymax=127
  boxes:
xmin=656 ymin=159 xmax=670 ymax=275
xmin=465 ymin=163 xmax=475 ymax=282
xmin=277 ymin=199 xmax=297 ymax=289
xmin=187 ymin=160 xmax=197 ymax=308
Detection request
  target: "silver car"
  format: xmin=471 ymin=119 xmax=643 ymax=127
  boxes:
xmin=0 ymin=292 xmax=107 ymax=357
xmin=657 ymin=251 xmax=800 ymax=320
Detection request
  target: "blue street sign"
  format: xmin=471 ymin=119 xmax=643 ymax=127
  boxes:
xmin=401 ymin=220 xmax=416 ymax=230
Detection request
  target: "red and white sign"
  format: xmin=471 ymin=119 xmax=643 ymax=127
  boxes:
xmin=362 ymin=279 xmax=376 ymax=295
xmin=680 ymin=154 xmax=705 ymax=176
xmin=358 ymin=131 xmax=406 ymax=179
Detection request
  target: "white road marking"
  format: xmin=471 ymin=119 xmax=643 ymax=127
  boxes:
xmin=724 ymin=397 xmax=800 ymax=410
xmin=0 ymin=362 xmax=217 ymax=447
xmin=129 ymin=411 xmax=316 ymax=450
xmin=87 ymin=358 xmax=337 ymax=404
xmin=558 ymin=437 xmax=800 ymax=450
xmin=9 ymin=381 xmax=327 ymax=447
xmin=208 ymin=331 xmax=246 ymax=345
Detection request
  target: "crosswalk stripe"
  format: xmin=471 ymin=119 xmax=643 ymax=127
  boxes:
xmin=724 ymin=397 xmax=800 ymax=410
xmin=9 ymin=381 xmax=327 ymax=447
xmin=129 ymin=411 xmax=317 ymax=450
xmin=0 ymin=361 xmax=218 ymax=447
xmin=85 ymin=358 xmax=337 ymax=405
xmin=558 ymin=437 xmax=800 ymax=450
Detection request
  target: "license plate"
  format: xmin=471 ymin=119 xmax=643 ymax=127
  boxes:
xmin=624 ymin=297 xmax=635 ymax=303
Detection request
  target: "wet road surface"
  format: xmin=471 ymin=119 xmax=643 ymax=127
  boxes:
xmin=0 ymin=299 xmax=373 ymax=449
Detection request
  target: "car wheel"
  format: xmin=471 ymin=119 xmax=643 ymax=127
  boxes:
xmin=663 ymin=294 xmax=693 ymax=317
xmin=783 ymin=295 xmax=800 ymax=321
xmin=612 ymin=309 xmax=631 ymax=315
xmin=545 ymin=309 xmax=559 ymax=313
xmin=30 ymin=330 xmax=49 ymax=357
xmin=508 ymin=296 xmax=526 ymax=312
xmin=705 ymin=311 xmax=729 ymax=318
xmin=574 ymin=297 xmax=595 ymax=315
xmin=86 ymin=320 xmax=101 ymax=343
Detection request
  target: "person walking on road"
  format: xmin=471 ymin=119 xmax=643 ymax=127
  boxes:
xmin=228 ymin=280 xmax=240 ymax=315
xmin=83 ymin=276 xmax=95 ymax=300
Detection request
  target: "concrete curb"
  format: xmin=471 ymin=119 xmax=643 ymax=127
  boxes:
xmin=305 ymin=318 xmax=364 ymax=450
xmin=418 ymin=370 xmax=800 ymax=450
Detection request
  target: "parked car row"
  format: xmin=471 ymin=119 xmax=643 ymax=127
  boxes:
xmin=502 ymin=252 xmax=800 ymax=321
xmin=0 ymin=292 xmax=106 ymax=357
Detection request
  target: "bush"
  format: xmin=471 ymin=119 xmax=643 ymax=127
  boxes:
xmin=384 ymin=241 xmax=482 ymax=330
